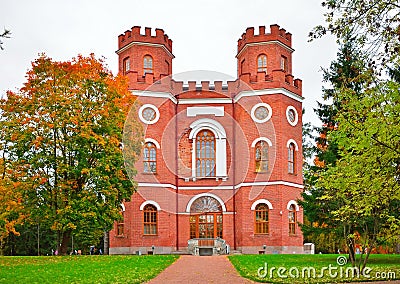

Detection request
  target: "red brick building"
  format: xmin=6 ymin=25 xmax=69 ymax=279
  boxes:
xmin=109 ymin=24 xmax=304 ymax=254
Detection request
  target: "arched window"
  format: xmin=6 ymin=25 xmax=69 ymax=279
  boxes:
xmin=257 ymin=54 xmax=267 ymax=73
xmin=123 ymin=57 xmax=130 ymax=75
xmin=143 ymin=142 xmax=156 ymax=173
xmin=255 ymin=204 xmax=269 ymax=234
xmin=281 ymin=55 xmax=288 ymax=72
xmin=255 ymin=141 xmax=268 ymax=172
xmin=196 ymin=130 xmax=216 ymax=177
xmin=288 ymin=142 xmax=295 ymax=174
xmin=117 ymin=207 xmax=125 ymax=236
xmin=143 ymin=55 xmax=153 ymax=74
xmin=288 ymin=204 xmax=296 ymax=234
xmin=143 ymin=204 xmax=157 ymax=235
xmin=189 ymin=196 xmax=223 ymax=239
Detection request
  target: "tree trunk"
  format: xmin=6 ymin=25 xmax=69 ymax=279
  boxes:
xmin=58 ymin=230 xmax=71 ymax=255
xmin=104 ymin=231 xmax=109 ymax=255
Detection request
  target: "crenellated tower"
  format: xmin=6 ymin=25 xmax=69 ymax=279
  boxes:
xmin=236 ymin=24 xmax=301 ymax=96
xmin=116 ymin=26 xmax=174 ymax=90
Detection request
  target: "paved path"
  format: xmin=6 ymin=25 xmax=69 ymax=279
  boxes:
xmin=147 ymin=255 xmax=254 ymax=284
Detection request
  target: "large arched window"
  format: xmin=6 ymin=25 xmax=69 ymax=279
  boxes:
xmin=255 ymin=141 xmax=268 ymax=172
xmin=288 ymin=142 xmax=295 ymax=174
xmin=143 ymin=55 xmax=153 ymax=74
xmin=196 ymin=130 xmax=216 ymax=177
xmin=288 ymin=204 xmax=296 ymax=235
xmin=143 ymin=142 xmax=156 ymax=173
xmin=143 ymin=204 xmax=157 ymax=235
xmin=255 ymin=203 xmax=269 ymax=234
xmin=257 ymin=54 xmax=267 ymax=73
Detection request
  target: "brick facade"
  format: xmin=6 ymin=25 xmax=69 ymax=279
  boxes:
xmin=109 ymin=25 xmax=304 ymax=255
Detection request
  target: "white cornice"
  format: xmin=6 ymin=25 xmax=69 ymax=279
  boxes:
xmin=116 ymin=41 xmax=175 ymax=59
xmin=236 ymin=40 xmax=294 ymax=58
xmin=131 ymin=90 xmax=177 ymax=104
xmin=178 ymin=98 xmax=232 ymax=105
xmin=234 ymin=88 xmax=304 ymax=103
xmin=137 ymin=181 xmax=304 ymax=190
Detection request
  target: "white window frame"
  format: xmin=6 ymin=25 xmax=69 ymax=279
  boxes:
xmin=286 ymin=106 xmax=299 ymax=126
xmin=189 ymin=118 xmax=227 ymax=178
xmin=138 ymin=104 xmax=160 ymax=125
xmin=250 ymin=103 xmax=273 ymax=123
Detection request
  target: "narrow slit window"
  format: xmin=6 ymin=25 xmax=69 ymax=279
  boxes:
xmin=144 ymin=55 xmax=153 ymax=75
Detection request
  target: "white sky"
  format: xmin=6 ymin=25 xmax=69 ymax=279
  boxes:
xmin=0 ymin=0 xmax=337 ymax=124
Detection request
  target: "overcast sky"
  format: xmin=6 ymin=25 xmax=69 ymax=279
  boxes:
xmin=0 ymin=0 xmax=337 ymax=124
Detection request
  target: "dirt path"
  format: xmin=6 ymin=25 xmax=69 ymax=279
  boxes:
xmin=147 ymin=255 xmax=254 ymax=284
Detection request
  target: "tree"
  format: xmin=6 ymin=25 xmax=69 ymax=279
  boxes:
xmin=310 ymin=0 xmax=400 ymax=66
xmin=1 ymin=54 xmax=142 ymax=255
xmin=300 ymin=39 xmax=367 ymax=254
xmin=0 ymin=29 xmax=11 ymax=50
xmin=318 ymin=64 xmax=400 ymax=270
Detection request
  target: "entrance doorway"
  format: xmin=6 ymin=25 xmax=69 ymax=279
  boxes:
xmin=189 ymin=196 xmax=223 ymax=239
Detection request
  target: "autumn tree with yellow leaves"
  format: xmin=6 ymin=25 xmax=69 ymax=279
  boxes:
xmin=0 ymin=54 xmax=142 ymax=255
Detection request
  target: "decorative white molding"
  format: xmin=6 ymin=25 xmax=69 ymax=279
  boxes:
xmin=138 ymin=104 xmax=160 ymax=124
xmin=179 ymin=98 xmax=232 ymax=105
xmin=132 ymin=90 xmax=177 ymax=104
xmin=189 ymin=118 xmax=227 ymax=139
xmin=287 ymin=200 xmax=300 ymax=211
xmin=136 ymin=181 xmax=304 ymax=190
xmin=236 ymin=40 xmax=295 ymax=58
xmin=286 ymin=139 xmax=299 ymax=151
xmin=185 ymin=193 xmax=227 ymax=213
xmin=116 ymin=41 xmax=175 ymax=59
xmin=144 ymin=138 xmax=160 ymax=149
xmin=234 ymin=88 xmax=304 ymax=103
xmin=189 ymin=118 xmax=227 ymax=177
xmin=120 ymin=203 xmax=126 ymax=212
xmin=250 ymin=103 xmax=273 ymax=123
xmin=139 ymin=200 xmax=161 ymax=211
xmin=237 ymin=181 xmax=304 ymax=189
xmin=138 ymin=183 xmax=177 ymax=189
xmin=286 ymin=106 xmax=299 ymax=126
xmin=251 ymin=199 xmax=274 ymax=210
xmin=251 ymin=137 xmax=273 ymax=148
xmin=187 ymin=106 xmax=224 ymax=117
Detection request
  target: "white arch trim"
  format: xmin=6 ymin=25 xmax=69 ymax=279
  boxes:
xmin=251 ymin=137 xmax=273 ymax=148
xmin=144 ymin=138 xmax=160 ymax=149
xmin=189 ymin=118 xmax=227 ymax=139
xmin=185 ymin=193 xmax=227 ymax=213
xmin=120 ymin=203 xmax=126 ymax=212
xmin=286 ymin=139 xmax=299 ymax=151
xmin=139 ymin=200 xmax=161 ymax=211
xmin=251 ymin=199 xmax=274 ymax=210
xmin=189 ymin=118 xmax=227 ymax=177
xmin=287 ymin=200 xmax=300 ymax=211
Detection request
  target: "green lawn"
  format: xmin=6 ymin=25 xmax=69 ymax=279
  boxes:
xmin=229 ymin=254 xmax=400 ymax=283
xmin=0 ymin=255 xmax=178 ymax=284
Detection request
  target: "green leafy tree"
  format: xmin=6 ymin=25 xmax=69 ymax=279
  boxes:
xmin=300 ymin=39 xmax=367 ymax=254
xmin=1 ymin=54 xmax=142 ymax=255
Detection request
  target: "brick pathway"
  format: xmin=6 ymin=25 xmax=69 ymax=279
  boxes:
xmin=147 ymin=255 xmax=254 ymax=284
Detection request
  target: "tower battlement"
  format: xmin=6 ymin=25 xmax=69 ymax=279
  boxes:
xmin=125 ymin=72 xmax=302 ymax=97
xmin=237 ymin=24 xmax=292 ymax=53
xmin=118 ymin=26 xmax=173 ymax=53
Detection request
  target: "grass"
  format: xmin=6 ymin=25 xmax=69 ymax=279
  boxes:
xmin=229 ymin=254 xmax=400 ymax=283
xmin=0 ymin=255 xmax=178 ymax=284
